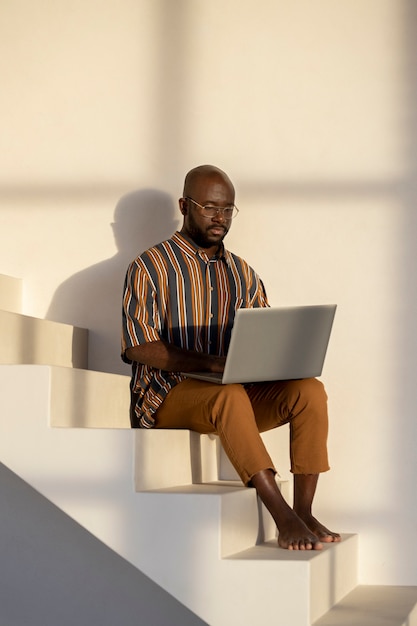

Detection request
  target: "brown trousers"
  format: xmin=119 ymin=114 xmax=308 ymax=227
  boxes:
xmin=154 ymin=377 xmax=330 ymax=485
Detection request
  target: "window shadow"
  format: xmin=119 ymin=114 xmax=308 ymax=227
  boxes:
xmin=47 ymin=188 xmax=180 ymax=375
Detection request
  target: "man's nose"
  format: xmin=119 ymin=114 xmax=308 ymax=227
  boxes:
xmin=212 ymin=209 xmax=225 ymax=222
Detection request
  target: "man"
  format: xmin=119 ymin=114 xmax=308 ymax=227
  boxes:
xmin=122 ymin=165 xmax=340 ymax=550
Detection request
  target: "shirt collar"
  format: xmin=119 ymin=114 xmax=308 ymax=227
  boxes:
xmin=172 ymin=231 xmax=231 ymax=266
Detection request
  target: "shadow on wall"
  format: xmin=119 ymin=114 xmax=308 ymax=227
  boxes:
xmin=47 ymin=189 xmax=180 ymax=375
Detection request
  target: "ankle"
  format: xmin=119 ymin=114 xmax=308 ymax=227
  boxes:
xmin=294 ymin=507 xmax=313 ymax=521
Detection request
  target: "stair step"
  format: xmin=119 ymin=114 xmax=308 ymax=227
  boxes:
xmin=0 ymin=310 xmax=88 ymax=368
xmin=143 ymin=481 xmax=288 ymax=557
xmin=313 ymin=584 xmax=417 ymax=626
xmin=0 ymin=273 xmax=22 ymax=313
xmin=49 ymin=365 xmax=130 ymax=428
xmin=134 ymin=429 xmax=245 ymax=489
xmin=228 ymin=533 xmax=358 ymax=624
xmin=134 ymin=428 xmax=287 ymax=490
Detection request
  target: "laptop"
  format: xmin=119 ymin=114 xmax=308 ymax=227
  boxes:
xmin=183 ymin=304 xmax=336 ymax=384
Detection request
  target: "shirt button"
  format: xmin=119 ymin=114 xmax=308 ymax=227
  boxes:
xmin=209 ymin=313 xmax=213 ymax=319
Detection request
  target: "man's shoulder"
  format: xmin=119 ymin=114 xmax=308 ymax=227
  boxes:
xmin=226 ymin=249 xmax=246 ymax=263
xmin=225 ymin=249 xmax=255 ymax=272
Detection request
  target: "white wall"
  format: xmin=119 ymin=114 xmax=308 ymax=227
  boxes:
xmin=0 ymin=0 xmax=416 ymax=585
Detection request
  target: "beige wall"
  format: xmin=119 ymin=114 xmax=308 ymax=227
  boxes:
xmin=1 ymin=0 xmax=416 ymax=584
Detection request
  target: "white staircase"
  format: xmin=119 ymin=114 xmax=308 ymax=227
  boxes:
xmin=1 ymin=273 xmax=416 ymax=626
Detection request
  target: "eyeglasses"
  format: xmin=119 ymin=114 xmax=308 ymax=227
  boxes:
xmin=185 ymin=197 xmax=239 ymax=220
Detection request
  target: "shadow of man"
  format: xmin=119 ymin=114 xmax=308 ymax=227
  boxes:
xmin=47 ymin=189 xmax=180 ymax=375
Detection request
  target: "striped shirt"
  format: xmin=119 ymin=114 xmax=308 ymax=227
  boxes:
xmin=121 ymin=231 xmax=268 ymax=427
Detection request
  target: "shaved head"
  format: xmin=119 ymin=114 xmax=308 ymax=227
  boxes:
xmin=183 ymin=165 xmax=235 ymax=199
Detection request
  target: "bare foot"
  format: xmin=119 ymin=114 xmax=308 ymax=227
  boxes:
xmin=297 ymin=512 xmax=341 ymax=543
xmin=277 ymin=511 xmax=323 ymax=551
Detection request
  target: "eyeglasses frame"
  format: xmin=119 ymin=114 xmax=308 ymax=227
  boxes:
xmin=185 ymin=196 xmax=239 ymax=220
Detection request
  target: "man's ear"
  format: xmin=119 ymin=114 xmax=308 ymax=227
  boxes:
xmin=179 ymin=197 xmax=187 ymax=215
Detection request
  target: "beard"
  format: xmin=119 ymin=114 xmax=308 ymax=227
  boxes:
xmin=186 ymin=213 xmax=229 ymax=250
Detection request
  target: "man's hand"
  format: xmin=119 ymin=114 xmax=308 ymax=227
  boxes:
xmin=125 ymin=340 xmax=226 ymax=373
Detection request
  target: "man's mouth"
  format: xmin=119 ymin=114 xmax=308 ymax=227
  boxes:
xmin=208 ymin=226 xmax=226 ymax=236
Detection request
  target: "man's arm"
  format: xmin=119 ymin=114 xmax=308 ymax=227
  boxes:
xmin=125 ymin=341 xmax=225 ymax=373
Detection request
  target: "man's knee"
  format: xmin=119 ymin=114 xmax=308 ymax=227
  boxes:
xmin=287 ymin=378 xmax=328 ymax=415
xmin=299 ymin=377 xmax=327 ymax=401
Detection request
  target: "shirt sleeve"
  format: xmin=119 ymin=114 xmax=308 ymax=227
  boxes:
xmin=121 ymin=258 xmax=162 ymax=362
xmin=246 ymin=263 xmax=269 ymax=308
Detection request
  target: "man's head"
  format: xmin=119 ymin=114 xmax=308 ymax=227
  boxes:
xmin=179 ymin=165 xmax=236 ymax=256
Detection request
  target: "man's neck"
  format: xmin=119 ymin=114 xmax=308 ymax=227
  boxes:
xmin=178 ymin=229 xmax=223 ymax=259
